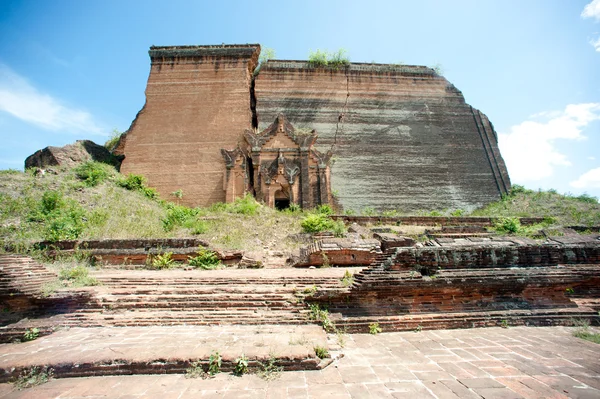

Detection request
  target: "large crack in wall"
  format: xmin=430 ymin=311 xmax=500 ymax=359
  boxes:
xmin=330 ymin=66 xmax=351 ymax=152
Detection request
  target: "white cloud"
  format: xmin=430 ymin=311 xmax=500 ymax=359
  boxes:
xmin=582 ymin=0 xmax=600 ymax=21
xmin=0 ymin=64 xmax=106 ymax=135
xmin=590 ymin=36 xmax=600 ymax=51
xmin=571 ymin=167 xmax=600 ymax=189
xmin=499 ymin=103 xmax=600 ymax=182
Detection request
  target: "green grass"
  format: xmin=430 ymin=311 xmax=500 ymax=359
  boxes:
xmin=0 ymin=165 xmax=308 ymax=254
xmin=472 ymin=185 xmax=600 ymax=226
xmin=573 ymin=330 xmax=600 ymax=344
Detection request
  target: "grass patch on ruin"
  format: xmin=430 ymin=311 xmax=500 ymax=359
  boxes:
xmin=472 ymin=185 xmax=600 ymax=226
xmin=0 ymin=165 xmax=308 ymax=255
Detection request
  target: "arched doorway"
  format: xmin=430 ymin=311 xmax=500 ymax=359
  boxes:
xmin=274 ymin=189 xmax=290 ymax=210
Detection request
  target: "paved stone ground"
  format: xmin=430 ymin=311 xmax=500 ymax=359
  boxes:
xmin=0 ymin=325 xmax=328 ymax=374
xmin=0 ymin=326 xmax=599 ymax=398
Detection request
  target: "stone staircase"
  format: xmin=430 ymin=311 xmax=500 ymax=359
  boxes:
xmin=0 ymin=254 xmax=56 ymax=296
xmin=1 ymin=268 xmax=350 ymax=338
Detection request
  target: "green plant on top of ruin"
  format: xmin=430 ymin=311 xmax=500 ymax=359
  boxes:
xmin=188 ymin=248 xmax=220 ymax=270
xmin=369 ymin=322 xmax=382 ymax=335
xmin=150 ymin=251 xmax=175 ymax=269
xmin=104 ymin=129 xmax=123 ymax=151
xmin=308 ymin=48 xmax=350 ymax=69
xmin=431 ymin=62 xmax=444 ymax=75
xmin=308 ymin=49 xmax=329 ymax=67
xmin=254 ymin=47 xmax=276 ymax=76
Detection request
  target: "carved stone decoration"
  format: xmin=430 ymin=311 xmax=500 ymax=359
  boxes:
xmin=243 ymin=129 xmax=265 ymax=151
xmin=311 ymin=149 xmax=333 ymax=169
xmin=219 ymin=147 xmax=247 ymax=203
xmin=220 ymin=147 xmax=244 ymax=169
xmin=221 ymin=114 xmax=333 ymax=209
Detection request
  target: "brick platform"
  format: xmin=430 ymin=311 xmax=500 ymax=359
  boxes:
xmin=1 ymin=326 xmax=598 ymax=398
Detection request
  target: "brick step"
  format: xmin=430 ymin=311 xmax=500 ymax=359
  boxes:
xmin=95 ymin=278 xmax=343 ymax=286
xmin=0 ymin=325 xmax=329 ymax=381
xmin=92 ymin=303 xmax=301 ymax=311
xmin=330 ymin=307 xmax=600 ymax=333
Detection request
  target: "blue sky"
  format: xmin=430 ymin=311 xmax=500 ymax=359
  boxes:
xmin=1 ymin=0 xmax=599 ymax=197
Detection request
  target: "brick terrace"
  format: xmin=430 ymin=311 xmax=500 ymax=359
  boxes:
xmin=1 ymin=326 xmax=598 ymax=398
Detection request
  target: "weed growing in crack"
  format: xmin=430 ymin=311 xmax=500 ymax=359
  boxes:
xmin=336 ymin=328 xmax=347 ymax=348
xmin=308 ymin=304 xmax=336 ymax=332
xmin=314 ymin=345 xmax=329 ymax=359
xmin=288 ymin=334 xmax=309 ymax=346
xmin=571 ymin=318 xmax=600 ymax=344
xmin=12 ymin=366 xmax=54 ymax=390
xmin=208 ymin=351 xmax=222 ymax=376
xmin=150 ymin=251 xmax=175 ymax=269
xmin=368 ymin=322 xmax=382 ymax=335
xmin=22 ymin=328 xmax=40 ymax=342
xmin=188 ymin=248 xmax=220 ymax=269
xmin=234 ymin=354 xmax=249 ymax=376
xmin=257 ymin=353 xmax=283 ymax=381
xmin=341 ymin=270 xmax=354 ymax=287
xmin=185 ymin=361 xmax=207 ymax=379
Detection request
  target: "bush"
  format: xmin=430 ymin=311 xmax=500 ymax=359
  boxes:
xmin=188 ymin=248 xmax=220 ymax=269
xmin=116 ymin=174 xmax=158 ymax=199
xmin=301 ymin=213 xmax=346 ymax=236
xmin=316 ymin=204 xmax=333 ymax=216
xmin=23 ymin=328 xmax=40 ymax=342
xmin=308 ymin=49 xmax=329 ymax=67
xmin=30 ymin=191 xmax=87 ymax=241
xmin=231 ymin=194 xmax=260 ymax=215
xmin=150 ymin=252 xmax=175 ymax=269
xmin=74 ymin=162 xmax=114 ymax=187
xmin=308 ymin=48 xmax=349 ymax=69
xmin=493 ymin=217 xmax=521 ymax=234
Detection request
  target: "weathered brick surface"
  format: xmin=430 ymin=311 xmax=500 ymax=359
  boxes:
xmin=255 ymin=61 xmax=511 ymax=212
xmin=331 ymin=216 xmax=546 ymax=226
xmin=120 ymin=45 xmax=260 ymax=207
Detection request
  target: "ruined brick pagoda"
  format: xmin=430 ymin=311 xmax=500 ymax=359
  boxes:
xmin=117 ymin=44 xmax=511 ymax=211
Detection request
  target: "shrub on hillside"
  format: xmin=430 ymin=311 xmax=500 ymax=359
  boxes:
xmin=29 ymin=191 xmax=87 ymax=241
xmin=74 ymin=161 xmax=115 ymax=187
xmin=301 ymin=213 xmax=345 ymax=236
xmin=116 ymin=174 xmax=158 ymax=199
